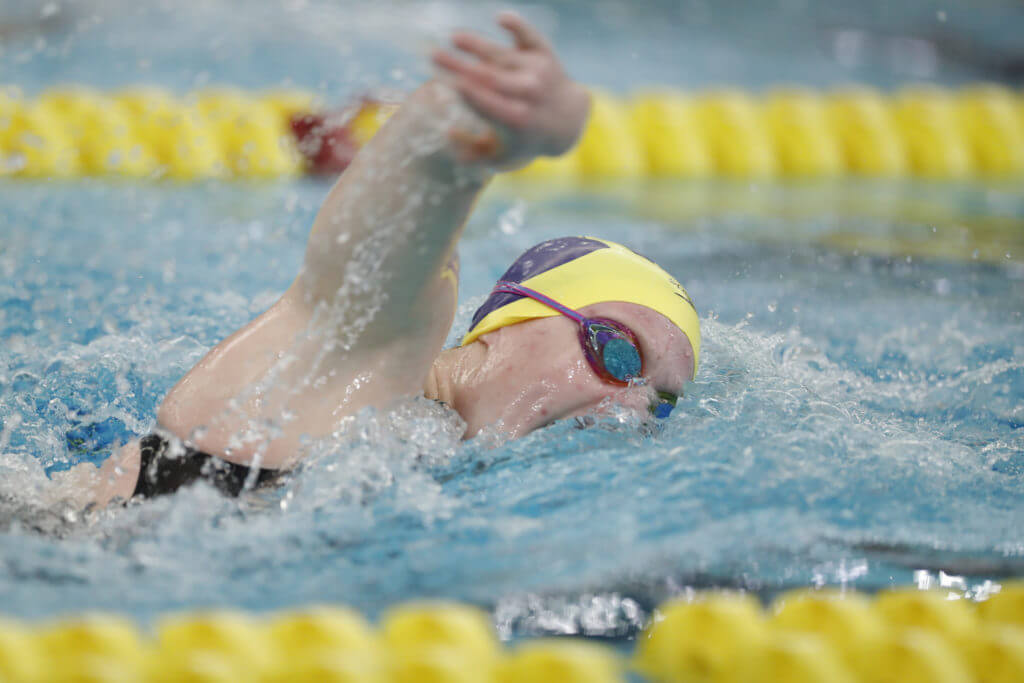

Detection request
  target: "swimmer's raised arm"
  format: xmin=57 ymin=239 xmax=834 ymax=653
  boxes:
xmin=296 ymin=11 xmax=590 ymax=343
xmin=149 ymin=13 xmax=588 ymax=471
xmin=59 ymin=13 xmax=589 ymax=507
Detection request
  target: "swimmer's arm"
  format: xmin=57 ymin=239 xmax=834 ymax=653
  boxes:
xmin=292 ymin=80 xmax=487 ymax=345
xmin=291 ymin=12 xmax=590 ymax=346
xmin=153 ymin=14 xmax=588 ymax=469
xmin=47 ymin=441 xmax=140 ymax=509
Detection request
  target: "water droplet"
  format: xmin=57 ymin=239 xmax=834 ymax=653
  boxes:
xmin=499 ymin=200 xmax=526 ymax=236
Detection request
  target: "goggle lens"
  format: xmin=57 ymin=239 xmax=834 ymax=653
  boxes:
xmin=582 ymin=319 xmax=643 ymax=385
xmin=651 ymin=390 xmax=677 ymax=419
xmin=601 ymin=337 xmax=642 ymax=382
xmin=490 ymin=281 xmax=678 ymax=419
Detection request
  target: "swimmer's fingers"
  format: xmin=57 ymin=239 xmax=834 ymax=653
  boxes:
xmin=497 ymin=11 xmax=552 ymax=53
xmin=448 ymin=126 xmax=503 ymax=163
xmin=433 ymin=49 xmax=543 ymax=100
xmin=453 ymin=76 xmax=530 ymax=129
xmin=436 ymin=12 xmax=586 ymax=165
xmin=451 ymin=31 xmax=517 ymax=67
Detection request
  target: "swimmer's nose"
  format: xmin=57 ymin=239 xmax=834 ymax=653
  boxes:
xmin=591 ymin=382 xmax=659 ymax=420
xmin=620 ymin=381 xmax=660 ymax=412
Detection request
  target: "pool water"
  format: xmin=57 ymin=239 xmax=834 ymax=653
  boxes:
xmin=1 ymin=178 xmax=1021 ymax=636
xmin=1 ymin=0 xmax=1023 ymax=639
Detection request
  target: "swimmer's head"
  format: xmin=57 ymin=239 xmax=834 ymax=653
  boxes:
xmin=446 ymin=237 xmax=699 ymax=438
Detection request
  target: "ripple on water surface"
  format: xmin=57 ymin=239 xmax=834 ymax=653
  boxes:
xmin=0 ymin=182 xmax=1022 ymax=632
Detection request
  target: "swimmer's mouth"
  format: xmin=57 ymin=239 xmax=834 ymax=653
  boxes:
xmin=572 ymin=413 xmax=663 ymax=438
xmin=574 ymin=415 xmax=596 ymax=429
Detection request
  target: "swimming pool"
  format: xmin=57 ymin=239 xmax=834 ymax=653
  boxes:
xmin=1 ymin=0 xmax=1023 ymax=642
xmin=1 ymin=176 xmax=1021 ymax=633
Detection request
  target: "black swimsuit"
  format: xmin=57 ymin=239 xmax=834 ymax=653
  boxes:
xmin=132 ymin=433 xmax=286 ymax=499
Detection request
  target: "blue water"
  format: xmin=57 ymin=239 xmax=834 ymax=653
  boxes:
xmin=5 ymin=0 xmax=1024 ymax=96
xmin=1 ymin=179 xmax=1022 ymax=635
xmin=2 ymin=0 xmax=1024 ymax=638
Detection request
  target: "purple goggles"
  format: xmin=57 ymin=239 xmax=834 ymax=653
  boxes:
xmin=490 ymin=281 xmax=677 ymax=419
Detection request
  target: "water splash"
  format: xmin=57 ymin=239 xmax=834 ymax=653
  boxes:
xmin=1 ymin=180 xmax=1023 ymax=631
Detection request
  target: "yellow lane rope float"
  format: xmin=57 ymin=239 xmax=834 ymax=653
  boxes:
xmin=0 ymin=85 xmax=1022 ymax=180
xmin=0 ymin=584 xmax=1023 ymax=681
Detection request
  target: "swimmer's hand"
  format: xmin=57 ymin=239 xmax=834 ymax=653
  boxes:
xmin=431 ymin=11 xmax=590 ymax=169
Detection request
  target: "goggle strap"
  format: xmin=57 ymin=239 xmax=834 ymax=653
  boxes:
xmin=493 ymin=280 xmax=670 ymax=418
xmin=492 ymin=281 xmax=587 ymax=325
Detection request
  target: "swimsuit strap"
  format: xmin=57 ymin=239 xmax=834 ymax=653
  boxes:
xmin=133 ymin=433 xmax=285 ymax=499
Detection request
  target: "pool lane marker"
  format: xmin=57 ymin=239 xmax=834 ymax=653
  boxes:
xmin=0 ymin=585 xmax=1023 ymax=681
xmin=0 ymin=85 xmax=1022 ymax=180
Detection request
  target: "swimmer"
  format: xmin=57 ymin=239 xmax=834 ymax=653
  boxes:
xmin=55 ymin=12 xmax=700 ymax=508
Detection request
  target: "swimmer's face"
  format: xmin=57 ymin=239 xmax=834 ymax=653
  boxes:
xmin=456 ymin=302 xmax=694 ymax=439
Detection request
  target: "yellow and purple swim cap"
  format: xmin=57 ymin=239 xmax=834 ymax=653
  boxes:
xmin=462 ymin=237 xmax=701 ymax=376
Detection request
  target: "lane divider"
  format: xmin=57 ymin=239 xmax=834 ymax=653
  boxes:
xmin=0 ymin=85 xmax=1021 ymax=180
xmin=0 ymin=584 xmax=1022 ymax=681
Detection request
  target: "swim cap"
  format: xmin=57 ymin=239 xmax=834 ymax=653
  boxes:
xmin=461 ymin=237 xmax=701 ymax=375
